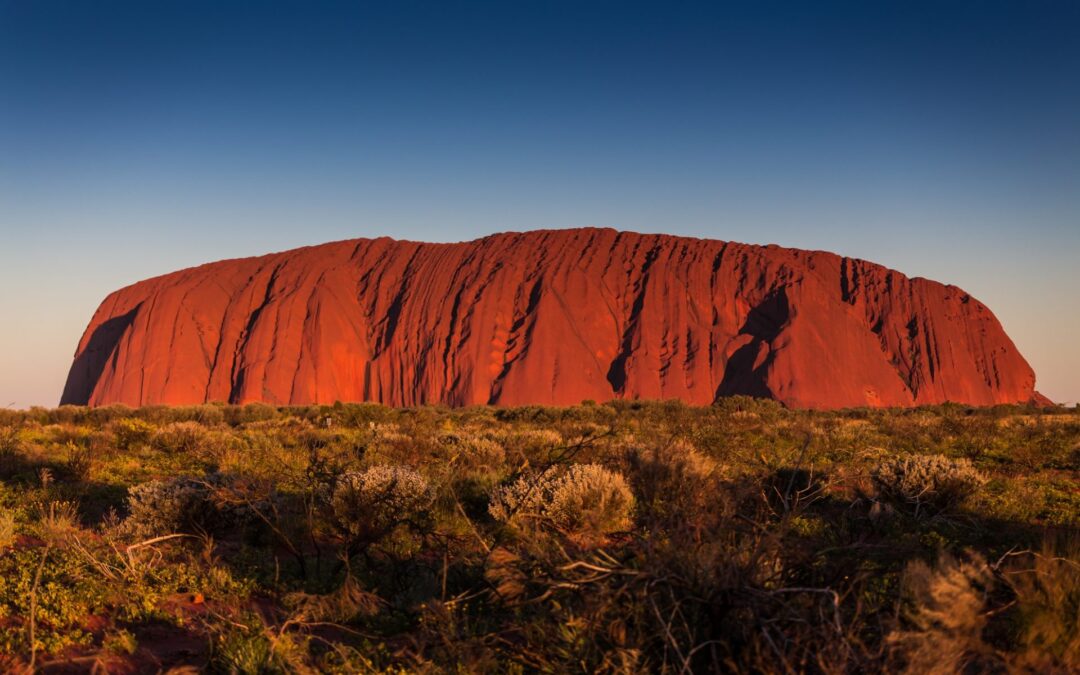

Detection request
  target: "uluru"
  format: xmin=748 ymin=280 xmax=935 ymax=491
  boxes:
xmin=61 ymin=228 xmax=1038 ymax=410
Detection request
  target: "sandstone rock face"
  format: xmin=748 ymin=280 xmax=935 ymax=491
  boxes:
xmin=62 ymin=229 xmax=1039 ymax=409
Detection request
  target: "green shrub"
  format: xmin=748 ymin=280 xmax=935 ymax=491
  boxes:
xmin=0 ymin=427 xmax=21 ymax=476
xmin=109 ymin=417 xmax=156 ymax=450
xmin=227 ymin=402 xmax=280 ymax=426
xmin=101 ymin=629 xmax=138 ymax=655
xmin=0 ymin=544 xmax=110 ymax=655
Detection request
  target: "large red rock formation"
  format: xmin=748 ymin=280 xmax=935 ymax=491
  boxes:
xmin=62 ymin=229 xmax=1039 ymax=409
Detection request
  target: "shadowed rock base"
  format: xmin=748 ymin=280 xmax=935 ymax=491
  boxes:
xmin=62 ymin=228 xmax=1040 ymax=409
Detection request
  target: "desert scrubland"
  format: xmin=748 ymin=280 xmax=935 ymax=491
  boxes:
xmin=0 ymin=399 xmax=1077 ymax=672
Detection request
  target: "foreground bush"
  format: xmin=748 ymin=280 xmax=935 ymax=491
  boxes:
xmin=1005 ymin=541 xmax=1080 ymax=671
xmin=888 ymin=552 xmax=993 ymax=672
xmin=889 ymin=542 xmax=1080 ymax=673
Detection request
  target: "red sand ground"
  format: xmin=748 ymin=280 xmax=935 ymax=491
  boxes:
xmin=62 ymin=228 xmax=1040 ymax=409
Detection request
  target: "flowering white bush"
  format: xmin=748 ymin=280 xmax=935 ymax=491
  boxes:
xmin=488 ymin=467 xmax=562 ymax=523
xmin=329 ymin=465 xmax=431 ymax=542
xmin=125 ymin=474 xmax=268 ymax=536
xmin=871 ymin=454 xmax=986 ymax=517
xmin=490 ymin=463 xmax=634 ymax=538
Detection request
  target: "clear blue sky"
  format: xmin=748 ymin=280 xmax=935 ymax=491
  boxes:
xmin=1 ymin=0 xmax=1077 ymax=407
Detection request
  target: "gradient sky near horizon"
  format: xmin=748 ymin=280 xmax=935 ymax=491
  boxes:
xmin=1 ymin=0 xmax=1078 ymax=408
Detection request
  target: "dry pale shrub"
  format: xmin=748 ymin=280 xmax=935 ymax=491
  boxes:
xmin=483 ymin=546 xmax=529 ymax=602
xmin=465 ymin=437 xmax=506 ymax=467
xmin=490 ymin=464 xmax=634 ymax=541
xmin=0 ymin=508 xmax=15 ymax=548
xmin=516 ymin=428 xmax=564 ymax=446
xmin=151 ymin=421 xmax=212 ymax=454
xmin=624 ymin=439 xmax=720 ymax=525
xmin=496 ymin=428 xmax=564 ymax=459
xmin=471 ymin=427 xmax=542 ymax=475
xmin=328 ymin=465 xmax=432 ymax=544
xmin=888 ymin=552 xmax=992 ymax=674
xmin=871 ymin=454 xmax=986 ymax=517
xmin=126 ymin=478 xmax=205 ymax=536
xmin=39 ymin=500 xmax=81 ymax=543
xmin=63 ymin=440 xmax=96 ymax=482
xmin=488 ymin=468 xmax=561 ymax=523
xmin=547 ymin=464 xmax=635 ymax=535
xmin=0 ymin=426 xmax=20 ymax=455
xmin=1004 ymin=542 xmax=1080 ymax=671
xmin=284 ymin=576 xmax=382 ymax=623
xmin=438 ymin=431 xmax=506 ymax=469
xmin=367 ymin=422 xmax=409 ymax=448
xmin=125 ymin=474 xmax=268 ymax=537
